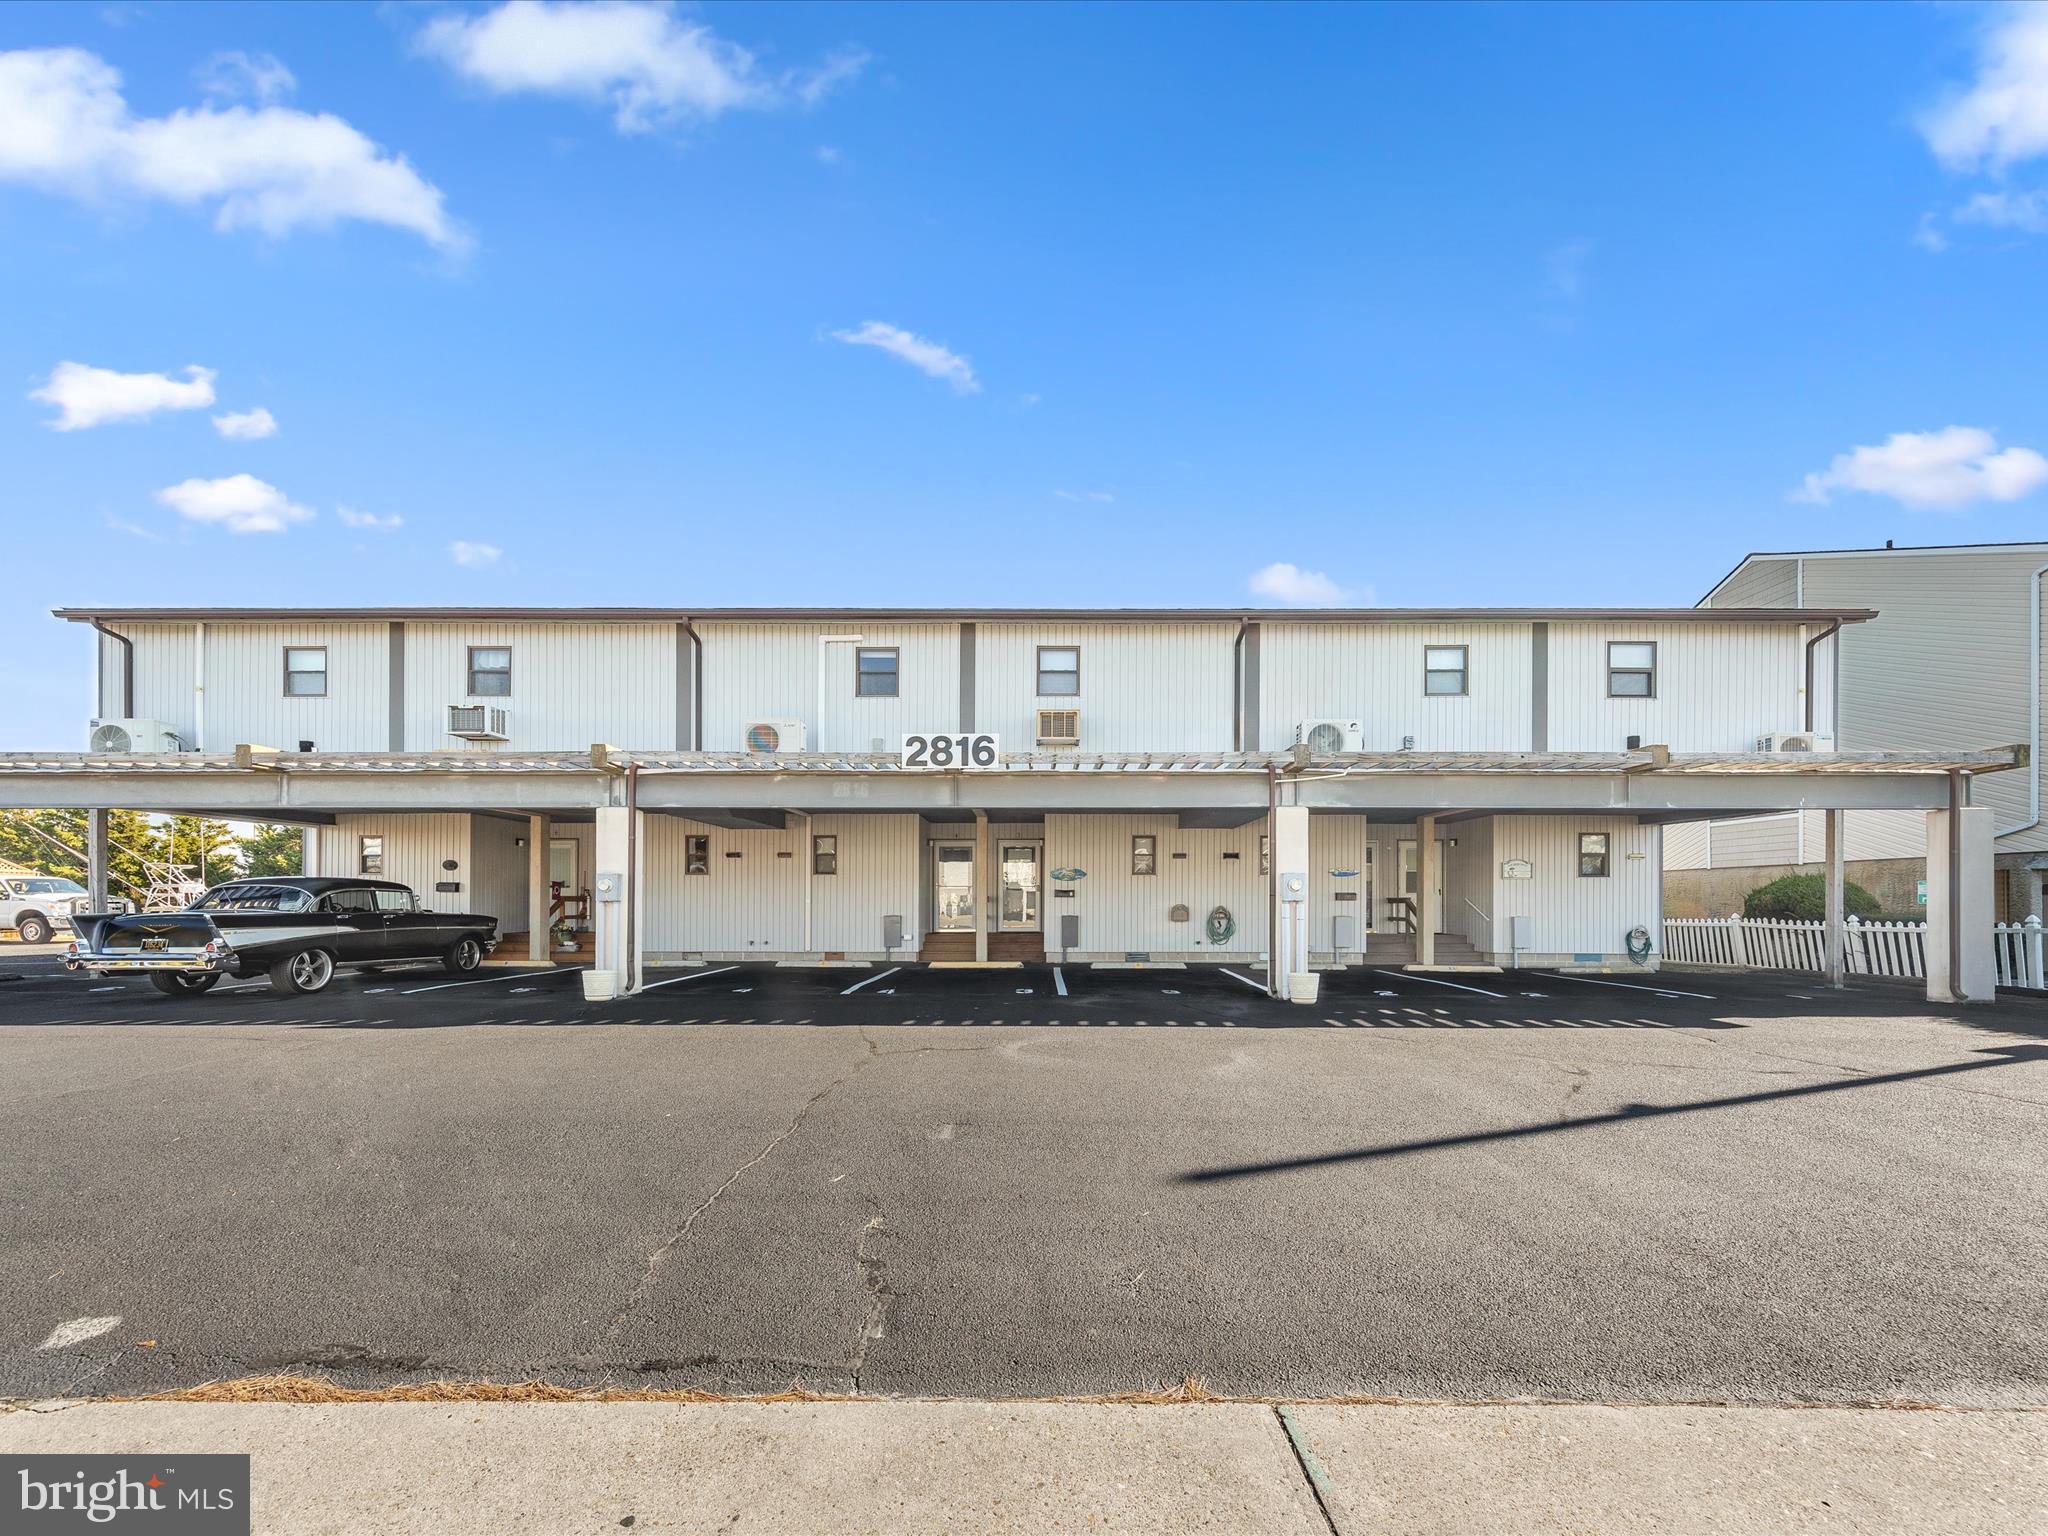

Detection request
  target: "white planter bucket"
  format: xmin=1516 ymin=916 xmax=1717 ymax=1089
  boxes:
xmin=1286 ymin=972 xmax=1320 ymax=1005
xmin=581 ymin=970 xmax=619 ymax=1003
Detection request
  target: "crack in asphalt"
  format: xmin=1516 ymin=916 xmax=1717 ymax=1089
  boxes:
xmin=848 ymin=1206 xmax=895 ymax=1394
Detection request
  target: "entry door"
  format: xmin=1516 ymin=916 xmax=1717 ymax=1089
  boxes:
xmin=934 ymin=843 xmax=976 ymax=931
xmin=548 ymin=838 xmax=579 ymax=895
xmin=1396 ymin=840 xmax=1443 ymax=934
xmin=998 ymin=843 xmax=1042 ymax=931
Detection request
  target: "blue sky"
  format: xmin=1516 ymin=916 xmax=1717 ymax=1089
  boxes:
xmin=5 ymin=1 xmax=2048 ymax=747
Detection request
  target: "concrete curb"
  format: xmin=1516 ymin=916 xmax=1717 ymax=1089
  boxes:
xmin=4 ymin=1400 xmax=2041 ymax=1535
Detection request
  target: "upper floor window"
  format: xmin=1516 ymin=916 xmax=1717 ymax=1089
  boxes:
xmin=1423 ymin=645 xmax=1468 ymax=697
xmin=284 ymin=646 xmax=328 ymax=697
xmin=468 ymin=646 xmax=512 ymax=697
xmin=855 ymin=648 xmax=899 ymax=698
xmin=1037 ymin=646 xmax=1080 ymax=697
xmin=1607 ymin=642 xmax=1656 ymax=698
xmin=358 ymin=836 xmax=384 ymax=876
xmin=1578 ymin=832 xmax=1610 ymax=878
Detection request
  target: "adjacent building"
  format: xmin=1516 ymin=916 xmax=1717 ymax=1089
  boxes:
xmin=1669 ymin=541 xmax=2045 ymax=923
xmin=0 ymin=602 xmax=2011 ymax=1001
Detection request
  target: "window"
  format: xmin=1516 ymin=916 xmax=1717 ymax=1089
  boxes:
xmin=855 ymin=648 xmax=899 ymax=698
xmin=325 ymin=887 xmax=379 ymax=913
xmin=284 ymin=646 xmax=328 ymax=697
xmin=1578 ymin=832 xmax=1610 ymax=878
xmin=813 ymin=834 xmax=838 ymax=875
xmin=467 ymin=646 xmax=512 ymax=697
xmin=1036 ymin=646 xmax=1080 ymax=697
xmin=1607 ymin=641 xmax=1656 ymax=698
xmin=686 ymin=835 xmax=710 ymax=875
xmin=1259 ymin=834 xmax=1271 ymax=876
xmin=1132 ymin=833 xmax=1158 ymax=876
xmin=359 ymin=835 xmax=384 ymax=876
xmin=1424 ymin=645 xmax=1468 ymax=697
xmin=195 ymin=883 xmax=312 ymax=912
xmin=374 ymin=888 xmax=416 ymax=912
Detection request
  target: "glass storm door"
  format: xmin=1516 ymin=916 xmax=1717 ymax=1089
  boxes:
xmin=999 ymin=844 xmax=1041 ymax=931
xmin=935 ymin=844 xmax=976 ymax=931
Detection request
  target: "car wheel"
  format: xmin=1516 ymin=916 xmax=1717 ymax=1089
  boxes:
xmin=150 ymin=972 xmax=220 ymax=997
xmin=443 ymin=936 xmax=484 ymax=975
xmin=16 ymin=913 xmax=52 ymax=944
xmin=270 ymin=947 xmax=336 ymax=995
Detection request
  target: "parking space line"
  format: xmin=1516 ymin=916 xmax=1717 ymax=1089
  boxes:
xmin=402 ymin=967 xmax=581 ymax=995
xmin=639 ymin=965 xmax=740 ymax=992
xmin=1540 ymin=972 xmax=1715 ymax=1000
xmin=1371 ymin=968 xmax=1507 ymax=998
xmin=1220 ymin=968 xmax=1267 ymax=994
xmin=1053 ymin=966 xmax=1068 ymax=997
xmin=841 ymin=967 xmax=899 ymax=995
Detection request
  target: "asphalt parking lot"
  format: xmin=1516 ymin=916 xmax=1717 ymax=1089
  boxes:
xmin=3 ymin=946 xmax=2045 ymax=1407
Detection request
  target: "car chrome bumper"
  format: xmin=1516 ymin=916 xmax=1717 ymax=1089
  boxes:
xmin=65 ymin=953 xmax=226 ymax=974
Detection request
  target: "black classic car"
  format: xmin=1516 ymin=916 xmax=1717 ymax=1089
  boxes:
xmin=64 ymin=877 xmax=499 ymax=997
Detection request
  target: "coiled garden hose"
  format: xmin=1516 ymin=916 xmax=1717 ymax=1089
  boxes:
xmin=1207 ymin=906 xmax=1236 ymax=945
xmin=1626 ymin=925 xmax=1654 ymax=962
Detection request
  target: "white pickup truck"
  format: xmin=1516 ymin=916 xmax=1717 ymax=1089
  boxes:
xmin=2 ymin=874 xmax=132 ymax=944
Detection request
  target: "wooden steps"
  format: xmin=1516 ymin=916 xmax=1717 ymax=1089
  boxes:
xmin=1358 ymin=933 xmax=1488 ymax=966
xmin=917 ymin=931 xmax=1045 ymax=963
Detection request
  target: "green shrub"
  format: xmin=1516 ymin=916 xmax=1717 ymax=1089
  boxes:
xmin=1742 ymin=872 xmax=1881 ymax=921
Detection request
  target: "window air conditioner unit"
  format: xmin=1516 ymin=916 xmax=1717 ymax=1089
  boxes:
xmin=1756 ymin=731 xmax=1836 ymax=754
xmin=1295 ymin=719 xmax=1364 ymax=753
xmin=88 ymin=718 xmax=183 ymax=753
xmin=447 ymin=704 xmax=510 ymax=741
xmin=744 ymin=720 xmax=807 ymax=753
xmin=1035 ymin=708 xmax=1081 ymax=746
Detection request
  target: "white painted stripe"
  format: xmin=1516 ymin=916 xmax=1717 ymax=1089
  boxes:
xmin=638 ymin=965 xmax=739 ymax=993
xmin=1219 ymin=968 xmax=1268 ymax=994
xmin=38 ymin=1316 xmax=121 ymax=1351
xmin=1546 ymin=972 xmax=1716 ymax=1000
xmin=401 ymin=967 xmax=578 ymax=995
xmin=841 ymin=966 xmax=900 ymax=995
xmin=1053 ymin=966 xmax=1068 ymax=997
xmin=1372 ymin=968 xmax=1507 ymax=998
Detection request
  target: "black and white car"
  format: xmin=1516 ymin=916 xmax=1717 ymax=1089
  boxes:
xmin=64 ymin=877 xmax=500 ymax=997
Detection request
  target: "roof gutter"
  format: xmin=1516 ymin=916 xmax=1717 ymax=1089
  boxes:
xmin=90 ymin=621 xmax=134 ymax=719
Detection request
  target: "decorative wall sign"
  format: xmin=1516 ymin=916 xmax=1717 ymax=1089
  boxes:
xmin=1501 ymin=858 xmax=1533 ymax=879
xmin=1050 ymin=867 xmax=1087 ymax=882
xmin=1329 ymin=868 xmax=1360 ymax=878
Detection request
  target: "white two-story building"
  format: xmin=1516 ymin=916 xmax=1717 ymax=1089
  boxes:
xmin=0 ymin=603 xmax=2012 ymax=1001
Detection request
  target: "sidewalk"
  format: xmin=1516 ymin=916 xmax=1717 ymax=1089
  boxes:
xmin=4 ymin=1399 xmax=2041 ymax=1534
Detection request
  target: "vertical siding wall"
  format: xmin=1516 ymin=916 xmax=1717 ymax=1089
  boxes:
xmin=113 ymin=623 xmax=198 ymax=746
xmin=976 ymin=623 xmax=1237 ymax=752
xmin=1443 ymin=819 xmax=1495 ymax=951
xmin=1257 ymin=623 xmax=1534 ymax=751
xmin=1486 ymin=815 xmax=1659 ymax=963
xmin=698 ymin=624 xmax=961 ymax=753
xmin=641 ymin=813 xmax=921 ymax=957
xmin=308 ymin=813 xmax=525 ymax=923
xmin=403 ymin=622 xmax=677 ymax=751
xmin=1041 ymin=814 xmax=1267 ymax=956
xmin=1308 ymin=815 xmax=1371 ymax=957
xmin=1545 ymin=623 xmax=1804 ymax=752
xmin=201 ymin=622 xmax=390 ymax=753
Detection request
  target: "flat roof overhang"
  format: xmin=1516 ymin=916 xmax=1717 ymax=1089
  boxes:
xmin=54 ymin=604 xmax=1879 ymax=627
xmin=0 ymin=747 xmax=2013 ymax=819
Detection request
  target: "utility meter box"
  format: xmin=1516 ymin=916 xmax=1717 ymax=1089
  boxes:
xmin=594 ymin=872 xmax=623 ymax=904
xmin=1280 ymin=872 xmax=1308 ymax=904
xmin=881 ymin=914 xmax=904 ymax=951
xmin=1332 ymin=915 xmax=1357 ymax=954
xmin=1510 ymin=914 xmax=1534 ymax=954
xmin=1059 ymin=914 xmax=1081 ymax=953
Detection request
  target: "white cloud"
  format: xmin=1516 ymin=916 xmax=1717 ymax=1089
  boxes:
xmin=155 ymin=473 xmax=314 ymax=534
xmin=815 ymin=144 xmax=842 ymax=166
xmin=1793 ymin=426 xmax=2048 ymax=511
xmin=197 ymin=50 xmax=296 ymax=105
xmin=449 ymin=539 xmax=502 ymax=567
xmin=1544 ymin=237 xmax=1594 ymax=299
xmin=212 ymin=406 xmax=277 ymax=440
xmin=1913 ymin=210 xmax=1951 ymax=252
xmin=1053 ymin=489 xmax=1115 ymax=504
xmin=1955 ymin=186 xmax=2048 ymax=233
xmin=418 ymin=1 xmax=864 ymax=133
xmin=31 ymin=360 xmax=215 ymax=430
xmin=1919 ymin=4 xmax=2048 ymax=173
xmin=1249 ymin=561 xmax=1348 ymax=606
xmin=338 ymin=505 xmax=402 ymax=530
xmin=830 ymin=320 xmax=978 ymax=393
xmin=0 ymin=47 xmax=464 ymax=250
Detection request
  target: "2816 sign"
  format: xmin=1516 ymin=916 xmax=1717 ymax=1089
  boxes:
xmin=902 ymin=732 xmax=1000 ymax=769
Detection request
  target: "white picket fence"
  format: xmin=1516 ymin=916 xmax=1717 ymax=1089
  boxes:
xmin=1662 ymin=913 xmax=2046 ymax=989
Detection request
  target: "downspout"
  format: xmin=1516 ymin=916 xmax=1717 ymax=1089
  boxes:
xmin=625 ymin=761 xmax=640 ymax=994
xmin=1231 ymin=618 xmax=1247 ymax=752
xmin=800 ymin=809 xmax=813 ymax=954
xmin=90 ymin=621 xmax=135 ymax=719
xmin=1803 ymin=620 xmax=1839 ymax=734
xmin=1948 ymin=768 xmax=1964 ymax=1002
xmin=1997 ymin=564 xmax=2047 ymax=840
xmin=1267 ymin=763 xmax=1280 ymax=999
